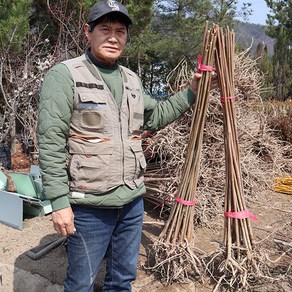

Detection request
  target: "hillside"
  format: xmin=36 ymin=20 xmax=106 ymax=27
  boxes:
xmin=234 ymin=21 xmax=275 ymax=56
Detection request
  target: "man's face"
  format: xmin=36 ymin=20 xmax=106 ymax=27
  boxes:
xmin=84 ymin=18 xmax=128 ymax=64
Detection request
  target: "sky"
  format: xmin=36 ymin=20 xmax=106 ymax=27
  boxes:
xmin=236 ymin=0 xmax=271 ymax=25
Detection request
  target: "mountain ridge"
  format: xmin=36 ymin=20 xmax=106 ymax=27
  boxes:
xmin=234 ymin=21 xmax=275 ymax=56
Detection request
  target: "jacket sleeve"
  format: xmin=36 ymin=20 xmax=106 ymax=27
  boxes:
xmin=143 ymin=86 xmax=197 ymax=131
xmin=38 ymin=64 xmax=74 ymax=211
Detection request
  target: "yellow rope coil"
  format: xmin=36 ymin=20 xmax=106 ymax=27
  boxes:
xmin=274 ymin=177 xmax=292 ymax=195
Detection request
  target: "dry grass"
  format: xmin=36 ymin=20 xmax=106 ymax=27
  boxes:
xmin=144 ymin=49 xmax=291 ymax=224
xmin=143 ymin=46 xmax=292 ymax=289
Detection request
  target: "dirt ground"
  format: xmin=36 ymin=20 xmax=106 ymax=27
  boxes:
xmin=0 ymin=145 xmax=291 ymax=291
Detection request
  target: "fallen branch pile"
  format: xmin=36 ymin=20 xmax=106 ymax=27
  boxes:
xmin=144 ymin=53 xmax=291 ymax=226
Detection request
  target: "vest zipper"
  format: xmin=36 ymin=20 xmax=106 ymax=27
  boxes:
xmin=119 ymin=109 xmax=125 ymax=185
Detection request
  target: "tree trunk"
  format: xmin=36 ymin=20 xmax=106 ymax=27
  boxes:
xmin=10 ymin=112 xmax=17 ymax=155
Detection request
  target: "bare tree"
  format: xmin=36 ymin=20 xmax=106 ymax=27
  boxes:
xmin=0 ymin=28 xmax=57 ymax=154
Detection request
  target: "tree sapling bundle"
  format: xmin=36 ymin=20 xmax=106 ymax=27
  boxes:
xmin=206 ymin=25 xmax=260 ymax=291
xmin=146 ymin=22 xmax=217 ymax=284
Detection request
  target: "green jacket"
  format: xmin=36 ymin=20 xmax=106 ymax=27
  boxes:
xmin=38 ymin=53 xmax=196 ymax=211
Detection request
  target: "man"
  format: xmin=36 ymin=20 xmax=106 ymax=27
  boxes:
xmin=38 ymin=1 xmax=204 ymax=291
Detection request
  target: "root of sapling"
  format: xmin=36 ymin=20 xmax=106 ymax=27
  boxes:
xmin=145 ymin=240 xmax=205 ymax=285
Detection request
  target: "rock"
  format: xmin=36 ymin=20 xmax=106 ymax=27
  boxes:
xmin=0 ymin=263 xmax=63 ymax=292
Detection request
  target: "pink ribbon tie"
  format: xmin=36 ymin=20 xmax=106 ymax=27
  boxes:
xmin=175 ymin=197 xmax=196 ymax=206
xmin=221 ymin=96 xmax=235 ymax=104
xmin=224 ymin=210 xmax=259 ymax=222
xmin=197 ymin=55 xmax=215 ymax=73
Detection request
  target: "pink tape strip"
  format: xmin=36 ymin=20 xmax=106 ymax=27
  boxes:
xmin=175 ymin=197 xmax=196 ymax=206
xmin=224 ymin=210 xmax=259 ymax=222
xmin=197 ymin=55 xmax=215 ymax=73
xmin=221 ymin=96 xmax=235 ymax=104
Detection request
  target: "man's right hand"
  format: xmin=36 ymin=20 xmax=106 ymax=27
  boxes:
xmin=51 ymin=207 xmax=75 ymax=236
xmin=189 ymin=72 xmax=218 ymax=95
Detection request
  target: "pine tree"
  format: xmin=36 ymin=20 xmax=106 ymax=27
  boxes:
xmin=256 ymin=42 xmax=273 ymax=99
xmin=272 ymin=27 xmax=291 ymax=99
xmin=0 ymin=0 xmax=32 ymax=53
xmin=265 ymin=0 xmax=292 ymax=99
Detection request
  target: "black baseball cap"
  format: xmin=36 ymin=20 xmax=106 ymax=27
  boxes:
xmin=87 ymin=0 xmax=132 ymax=25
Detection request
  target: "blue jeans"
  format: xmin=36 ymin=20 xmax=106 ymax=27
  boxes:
xmin=64 ymin=196 xmax=144 ymax=292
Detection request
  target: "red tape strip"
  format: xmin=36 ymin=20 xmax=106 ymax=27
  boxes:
xmin=221 ymin=96 xmax=235 ymax=104
xmin=224 ymin=210 xmax=259 ymax=222
xmin=175 ymin=197 xmax=196 ymax=206
xmin=197 ymin=55 xmax=215 ymax=73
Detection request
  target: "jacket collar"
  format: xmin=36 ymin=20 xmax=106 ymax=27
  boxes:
xmin=86 ymin=48 xmax=118 ymax=70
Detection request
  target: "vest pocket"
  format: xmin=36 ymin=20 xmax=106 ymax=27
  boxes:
xmin=128 ymin=141 xmax=147 ymax=187
xmin=127 ymin=88 xmax=144 ymax=135
xmin=68 ymin=147 xmax=113 ymax=193
xmin=77 ymin=92 xmax=108 ymax=131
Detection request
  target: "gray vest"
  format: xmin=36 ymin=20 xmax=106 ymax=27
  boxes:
xmin=62 ymin=54 xmax=146 ymax=194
